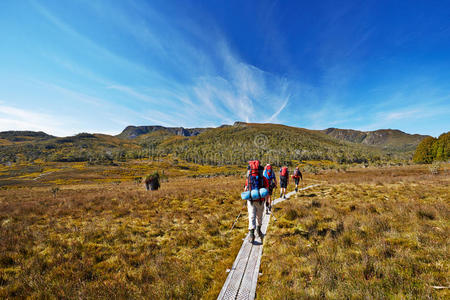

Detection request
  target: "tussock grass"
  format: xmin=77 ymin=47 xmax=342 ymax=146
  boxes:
xmin=0 ymin=163 xmax=448 ymax=299
xmin=258 ymin=166 xmax=449 ymax=299
xmin=0 ymin=175 xmax=247 ymax=299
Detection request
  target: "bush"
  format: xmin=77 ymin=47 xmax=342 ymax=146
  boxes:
xmin=429 ymin=161 xmax=441 ymax=175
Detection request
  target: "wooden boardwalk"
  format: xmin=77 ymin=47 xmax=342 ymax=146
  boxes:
xmin=217 ymin=184 xmax=320 ymax=300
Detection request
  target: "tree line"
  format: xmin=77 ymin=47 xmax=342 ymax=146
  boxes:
xmin=413 ymin=132 xmax=449 ymax=163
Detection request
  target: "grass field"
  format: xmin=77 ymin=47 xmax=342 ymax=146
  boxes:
xmin=0 ymin=170 xmax=245 ymax=299
xmin=259 ymin=165 xmax=449 ymax=299
xmin=0 ymin=161 xmax=448 ymax=299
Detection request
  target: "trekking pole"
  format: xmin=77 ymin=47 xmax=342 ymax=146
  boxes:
xmin=231 ymin=202 xmax=247 ymax=230
xmin=271 ymin=209 xmax=278 ymax=222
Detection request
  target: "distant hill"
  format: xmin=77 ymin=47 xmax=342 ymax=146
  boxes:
xmin=156 ymin=122 xmax=369 ymax=165
xmin=322 ymin=128 xmax=429 ymax=151
xmin=0 ymin=131 xmax=55 ymax=145
xmin=0 ymin=131 xmax=140 ymax=164
xmin=0 ymin=123 xmax=430 ymax=165
xmin=133 ymin=122 xmax=413 ymax=165
xmin=118 ymin=125 xmax=209 ymax=139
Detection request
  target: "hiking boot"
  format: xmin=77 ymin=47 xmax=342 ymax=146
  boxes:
xmin=280 ymin=193 xmax=283 ymax=198
xmin=283 ymin=195 xmax=287 ymax=199
xmin=249 ymin=229 xmax=255 ymax=243
xmin=295 ymin=188 xmax=298 ymax=192
xmin=269 ymin=204 xmax=272 ymax=212
xmin=257 ymin=226 xmax=263 ymax=238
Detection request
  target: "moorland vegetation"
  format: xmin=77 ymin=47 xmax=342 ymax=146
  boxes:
xmin=0 ymin=161 xmax=448 ymax=299
xmin=258 ymin=166 xmax=449 ymax=299
xmin=0 ymin=123 xmax=448 ymax=298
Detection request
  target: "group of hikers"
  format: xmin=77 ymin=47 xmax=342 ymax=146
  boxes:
xmin=244 ymin=160 xmax=303 ymax=243
xmin=143 ymin=160 xmax=303 ymax=244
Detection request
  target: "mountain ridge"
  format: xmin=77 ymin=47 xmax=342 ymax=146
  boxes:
xmin=117 ymin=123 xmax=430 ymax=151
xmin=0 ymin=123 xmax=430 ymax=151
xmin=0 ymin=131 xmax=56 ymax=145
xmin=322 ymin=127 xmax=430 ymax=151
xmin=0 ymin=123 xmax=433 ymax=165
xmin=117 ymin=125 xmax=210 ymax=139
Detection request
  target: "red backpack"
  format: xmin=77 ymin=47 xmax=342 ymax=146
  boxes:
xmin=265 ymin=164 xmax=272 ymax=176
xmin=249 ymin=160 xmax=260 ymax=176
xmin=248 ymin=160 xmax=262 ymax=189
xmin=280 ymin=166 xmax=288 ymax=177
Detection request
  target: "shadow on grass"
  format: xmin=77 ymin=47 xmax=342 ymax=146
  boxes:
xmin=302 ymin=193 xmax=317 ymax=197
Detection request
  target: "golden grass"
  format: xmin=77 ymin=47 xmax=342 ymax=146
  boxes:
xmin=0 ymin=162 xmax=448 ymax=299
xmin=0 ymin=159 xmax=244 ymax=189
xmin=257 ymin=165 xmax=449 ymax=299
xmin=0 ymin=176 xmax=248 ymax=299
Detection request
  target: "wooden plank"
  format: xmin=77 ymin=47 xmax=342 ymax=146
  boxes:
xmin=236 ymin=212 xmax=270 ymax=300
xmin=248 ymin=211 xmax=271 ymax=300
xmin=217 ymin=232 xmax=252 ymax=299
xmin=219 ymin=237 xmax=253 ymax=300
xmin=236 ymin=239 xmax=259 ymax=299
xmin=273 ymin=184 xmax=320 ymax=206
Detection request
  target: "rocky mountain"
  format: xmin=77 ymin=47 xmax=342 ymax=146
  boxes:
xmin=322 ymin=128 xmax=429 ymax=151
xmin=117 ymin=125 xmax=209 ymax=139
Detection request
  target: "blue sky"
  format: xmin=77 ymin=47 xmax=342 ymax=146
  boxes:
xmin=0 ymin=0 xmax=449 ymax=137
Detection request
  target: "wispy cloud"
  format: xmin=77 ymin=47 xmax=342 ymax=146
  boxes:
xmin=107 ymin=85 xmax=160 ymax=104
xmin=0 ymin=103 xmax=69 ymax=136
xmin=30 ymin=0 xmax=166 ymax=81
xmin=305 ymin=102 xmax=363 ymax=130
xmin=32 ymin=0 xmax=294 ymax=128
xmin=31 ymin=79 xmax=105 ymax=107
xmin=266 ymin=95 xmax=290 ymax=122
xmin=385 ymin=109 xmax=420 ymax=121
xmin=186 ymin=40 xmax=292 ymax=124
xmin=360 ymin=103 xmax=450 ymax=134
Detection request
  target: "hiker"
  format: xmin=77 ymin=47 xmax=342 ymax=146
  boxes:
xmin=144 ymin=172 xmax=160 ymax=191
xmin=244 ymin=160 xmax=268 ymax=243
xmin=279 ymin=166 xmax=289 ymax=199
xmin=263 ymin=164 xmax=277 ymax=213
xmin=292 ymin=166 xmax=303 ymax=192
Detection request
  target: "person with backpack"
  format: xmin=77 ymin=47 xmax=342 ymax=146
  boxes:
xmin=279 ymin=166 xmax=289 ymax=199
xmin=292 ymin=166 xmax=303 ymax=192
xmin=263 ymin=164 xmax=277 ymax=213
xmin=244 ymin=160 xmax=268 ymax=243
